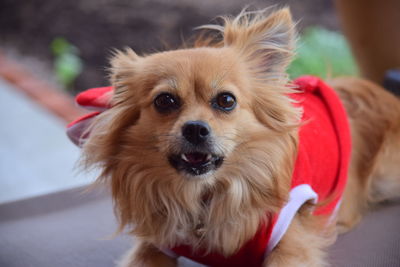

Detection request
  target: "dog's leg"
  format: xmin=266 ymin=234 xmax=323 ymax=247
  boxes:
xmin=336 ymin=167 xmax=366 ymax=233
xmin=368 ymin=127 xmax=400 ymax=203
xmin=117 ymin=240 xmax=177 ymax=267
xmin=338 ymin=116 xmax=400 ymax=234
xmin=331 ymin=77 xmax=400 ymax=233
xmin=264 ymin=212 xmax=334 ymax=267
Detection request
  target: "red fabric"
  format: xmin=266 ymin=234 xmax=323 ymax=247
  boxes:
xmin=169 ymin=76 xmax=351 ymax=267
xmin=66 ymin=76 xmax=351 ymax=267
xmin=172 ymin=215 xmax=277 ymax=267
xmin=76 ymin=86 xmax=113 ymax=109
xmin=67 ymin=87 xmax=113 ymax=145
xmin=291 ymin=76 xmax=351 ymax=215
xmin=67 ymin=111 xmax=101 ymax=128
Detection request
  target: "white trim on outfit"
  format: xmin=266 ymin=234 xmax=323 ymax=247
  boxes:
xmin=265 ymin=184 xmax=318 ymax=256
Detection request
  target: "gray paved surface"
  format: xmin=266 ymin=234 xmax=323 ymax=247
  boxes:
xmin=0 ymin=78 xmax=95 ymax=203
xmin=0 ymin=186 xmax=399 ymax=267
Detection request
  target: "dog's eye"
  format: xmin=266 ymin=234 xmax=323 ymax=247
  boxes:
xmin=213 ymin=92 xmax=237 ymax=112
xmin=154 ymin=93 xmax=180 ymax=113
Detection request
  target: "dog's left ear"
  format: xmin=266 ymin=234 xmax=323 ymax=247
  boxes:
xmin=223 ymin=8 xmax=296 ymax=77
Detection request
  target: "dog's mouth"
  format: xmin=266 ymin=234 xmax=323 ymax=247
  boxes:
xmin=168 ymin=152 xmax=224 ymax=176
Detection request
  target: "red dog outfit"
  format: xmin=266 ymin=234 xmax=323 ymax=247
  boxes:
xmin=67 ymin=76 xmax=351 ymax=267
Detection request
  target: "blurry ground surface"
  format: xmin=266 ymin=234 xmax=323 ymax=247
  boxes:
xmin=1 ymin=186 xmax=399 ymax=267
xmin=0 ymin=77 xmax=95 ymax=203
xmin=0 ymin=0 xmax=339 ymax=94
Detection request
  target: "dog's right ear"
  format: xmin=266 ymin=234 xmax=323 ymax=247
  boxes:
xmin=109 ymin=48 xmax=141 ymax=104
xmin=82 ymin=72 xmax=141 ymax=173
xmin=82 ymin=48 xmax=142 ymax=163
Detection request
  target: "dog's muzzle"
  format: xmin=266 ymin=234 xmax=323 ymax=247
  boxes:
xmin=168 ymin=120 xmax=224 ymax=176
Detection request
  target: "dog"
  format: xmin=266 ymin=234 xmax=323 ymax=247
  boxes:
xmin=72 ymin=7 xmax=400 ymax=267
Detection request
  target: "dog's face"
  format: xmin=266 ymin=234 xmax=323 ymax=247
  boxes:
xmin=84 ymin=8 xmax=300 ymax=251
xmin=118 ymin=47 xmax=258 ymax=179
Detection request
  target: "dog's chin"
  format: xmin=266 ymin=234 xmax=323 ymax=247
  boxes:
xmin=168 ymin=152 xmax=224 ymax=177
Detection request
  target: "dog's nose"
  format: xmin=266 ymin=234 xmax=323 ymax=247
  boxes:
xmin=182 ymin=121 xmax=211 ymax=145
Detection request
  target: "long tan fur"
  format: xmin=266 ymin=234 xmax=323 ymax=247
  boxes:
xmin=82 ymin=7 xmax=400 ymax=267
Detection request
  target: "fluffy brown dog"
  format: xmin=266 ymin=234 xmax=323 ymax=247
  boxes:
xmin=82 ymin=8 xmax=400 ymax=267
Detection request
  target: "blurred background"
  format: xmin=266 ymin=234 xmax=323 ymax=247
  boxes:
xmin=0 ymin=0 xmax=357 ymax=95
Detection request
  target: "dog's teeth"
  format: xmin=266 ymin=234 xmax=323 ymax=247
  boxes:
xmin=181 ymin=154 xmax=189 ymax=162
xmin=206 ymin=154 xmax=212 ymax=160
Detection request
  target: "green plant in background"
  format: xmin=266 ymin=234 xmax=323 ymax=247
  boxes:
xmin=51 ymin=37 xmax=83 ymax=90
xmin=288 ymin=27 xmax=358 ymax=79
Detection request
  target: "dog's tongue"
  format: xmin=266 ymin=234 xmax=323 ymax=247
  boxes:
xmin=185 ymin=153 xmax=208 ymax=164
